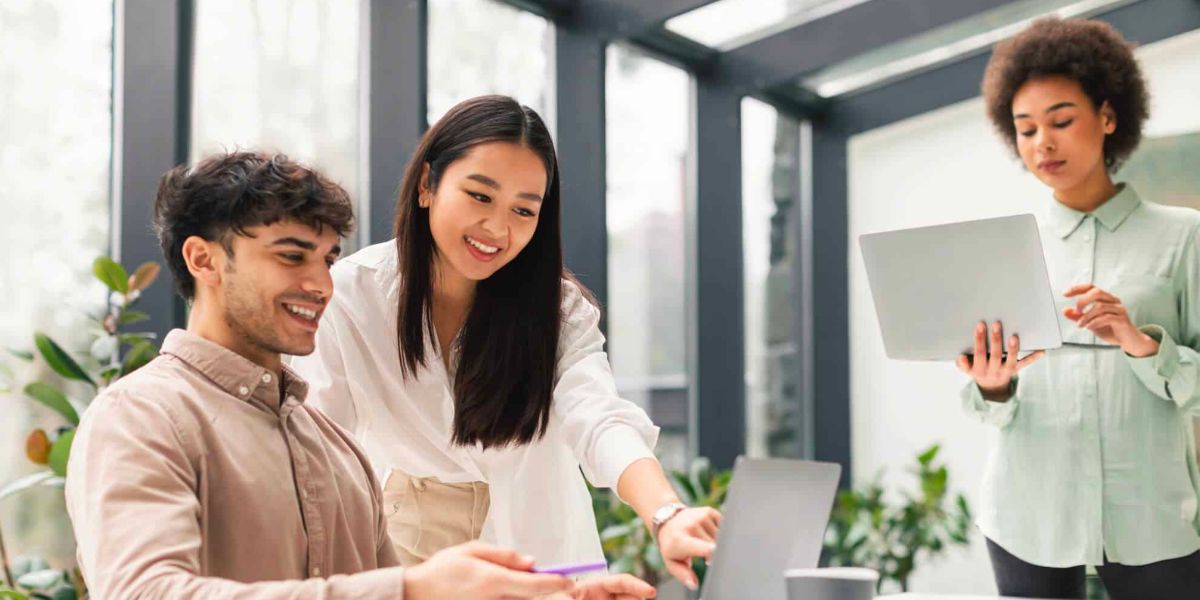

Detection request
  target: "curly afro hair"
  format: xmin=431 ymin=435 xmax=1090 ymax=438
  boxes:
xmin=982 ymin=17 xmax=1149 ymax=172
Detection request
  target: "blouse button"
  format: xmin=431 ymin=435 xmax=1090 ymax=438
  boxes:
xmin=238 ymin=386 xmax=250 ymax=396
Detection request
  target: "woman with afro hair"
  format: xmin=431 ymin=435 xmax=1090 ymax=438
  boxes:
xmin=957 ymin=17 xmax=1200 ymax=599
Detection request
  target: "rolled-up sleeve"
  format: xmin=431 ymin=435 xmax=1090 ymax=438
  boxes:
xmin=65 ymin=390 xmax=406 ymax=600
xmin=960 ymin=377 xmax=1020 ymax=429
xmin=551 ymin=282 xmax=660 ymax=491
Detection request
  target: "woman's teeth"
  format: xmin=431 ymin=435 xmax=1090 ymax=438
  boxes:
xmin=466 ymin=236 xmax=499 ymax=254
xmin=285 ymin=304 xmax=317 ymax=320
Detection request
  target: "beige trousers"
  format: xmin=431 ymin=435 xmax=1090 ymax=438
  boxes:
xmin=382 ymin=471 xmax=491 ymax=566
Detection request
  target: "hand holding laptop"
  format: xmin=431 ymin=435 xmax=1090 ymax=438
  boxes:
xmin=955 ymin=321 xmax=1046 ymax=401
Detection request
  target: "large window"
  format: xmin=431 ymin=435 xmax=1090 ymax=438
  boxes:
xmin=191 ymin=0 xmax=364 ymax=246
xmin=427 ymin=0 xmax=553 ymax=127
xmin=741 ymin=98 xmax=804 ymax=459
xmin=605 ymin=44 xmax=693 ymax=470
xmin=0 ymin=0 xmax=114 ymax=566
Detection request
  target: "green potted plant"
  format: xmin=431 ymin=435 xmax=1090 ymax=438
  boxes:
xmin=823 ymin=444 xmax=972 ymax=593
xmin=0 ymin=257 xmax=161 ymax=600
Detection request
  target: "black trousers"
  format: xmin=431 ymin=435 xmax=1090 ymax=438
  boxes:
xmin=986 ymin=538 xmax=1200 ymax=599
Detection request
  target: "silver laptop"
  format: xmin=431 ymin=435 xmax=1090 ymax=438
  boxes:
xmin=699 ymin=458 xmax=842 ymax=600
xmin=859 ymin=214 xmax=1063 ymax=361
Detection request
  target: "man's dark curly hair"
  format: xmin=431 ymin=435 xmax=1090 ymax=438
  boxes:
xmin=982 ymin=17 xmax=1149 ymax=172
xmin=153 ymin=151 xmax=355 ymax=300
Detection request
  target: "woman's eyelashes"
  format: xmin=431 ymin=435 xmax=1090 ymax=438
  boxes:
xmin=466 ymin=189 xmax=537 ymax=218
xmin=1017 ymin=118 xmax=1075 ymax=138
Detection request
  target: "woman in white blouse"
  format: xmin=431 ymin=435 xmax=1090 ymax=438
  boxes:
xmin=290 ymin=95 xmax=721 ymax=591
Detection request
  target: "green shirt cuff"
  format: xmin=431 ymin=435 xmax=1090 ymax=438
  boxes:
xmin=1126 ymin=324 xmax=1180 ymax=400
xmin=960 ymin=378 xmax=1019 ymax=429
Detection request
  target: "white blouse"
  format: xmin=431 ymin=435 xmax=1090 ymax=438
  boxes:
xmin=288 ymin=241 xmax=661 ymax=565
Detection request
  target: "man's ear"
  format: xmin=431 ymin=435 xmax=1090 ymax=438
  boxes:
xmin=181 ymin=236 xmax=225 ymax=291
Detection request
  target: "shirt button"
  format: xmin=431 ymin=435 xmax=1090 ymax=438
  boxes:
xmin=237 ymin=386 xmax=250 ymax=396
xmin=261 ymin=373 xmax=272 ymax=383
xmin=312 ymin=567 xmax=321 ymax=577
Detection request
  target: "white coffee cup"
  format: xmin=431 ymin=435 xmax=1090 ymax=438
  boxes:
xmin=783 ymin=567 xmax=878 ymax=600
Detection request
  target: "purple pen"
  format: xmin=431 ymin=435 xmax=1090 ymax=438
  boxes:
xmin=532 ymin=560 xmax=608 ymax=576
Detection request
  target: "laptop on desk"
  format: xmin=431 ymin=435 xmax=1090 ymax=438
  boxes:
xmin=698 ymin=458 xmax=842 ymax=600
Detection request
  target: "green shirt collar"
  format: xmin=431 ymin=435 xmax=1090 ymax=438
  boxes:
xmin=1047 ymin=183 xmax=1141 ymax=238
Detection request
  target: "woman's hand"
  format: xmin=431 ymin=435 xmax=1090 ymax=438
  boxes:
xmin=656 ymin=507 xmax=721 ymax=590
xmin=1063 ymin=283 xmax=1158 ymax=357
xmin=955 ymin=321 xmax=1045 ymax=400
xmin=540 ymin=574 xmax=656 ymax=599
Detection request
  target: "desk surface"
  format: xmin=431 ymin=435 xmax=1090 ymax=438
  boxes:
xmin=881 ymin=595 xmax=1055 ymax=600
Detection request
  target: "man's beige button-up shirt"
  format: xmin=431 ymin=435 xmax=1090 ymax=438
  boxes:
xmin=65 ymin=329 xmax=404 ymax=599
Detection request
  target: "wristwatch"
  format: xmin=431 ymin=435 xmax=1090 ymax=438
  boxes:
xmin=651 ymin=502 xmax=689 ymax=542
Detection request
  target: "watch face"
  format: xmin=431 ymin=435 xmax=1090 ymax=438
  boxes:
xmin=655 ymin=503 xmax=683 ymax=523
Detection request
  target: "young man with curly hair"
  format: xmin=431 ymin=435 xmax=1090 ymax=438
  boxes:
xmin=64 ymin=151 xmax=653 ymax=600
xmin=957 ymin=17 xmax=1200 ymax=599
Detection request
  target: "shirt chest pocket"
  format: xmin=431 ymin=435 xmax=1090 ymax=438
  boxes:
xmin=1106 ymin=273 xmax=1178 ymax=332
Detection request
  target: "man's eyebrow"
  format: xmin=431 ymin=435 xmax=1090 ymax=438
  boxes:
xmin=466 ymin=173 xmax=543 ymax=203
xmin=1013 ymin=101 xmax=1077 ymax=119
xmin=268 ymin=237 xmax=317 ymax=251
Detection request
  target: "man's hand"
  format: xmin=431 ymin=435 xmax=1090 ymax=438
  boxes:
xmin=404 ymin=541 xmax=573 ymax=600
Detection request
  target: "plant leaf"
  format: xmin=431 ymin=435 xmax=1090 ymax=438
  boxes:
xmin=128 ymin=262 xmax=160 ymax=292
xmin=92 ymin=257 xmax=129 ymax=294
xmin=0 ymin=590 xmax=29 ymax=600
xmin=15 ymin=570 xmax=62 ymax=591
xmin=23 ymin=383 xmax=80 ymax=426
xmin=48 ymin=429 xmax=75 ymax=477
xmin=25 ymin=429 xmax=51 ymax=464
xmin=0 ymin=471 xmax=64 ymax=501
xmin=917 ymin=444 xmax=939 ymax=466
xmin=33 ymin=334 xmax=95 ymax=387
xmin=118 ymin=310 xmax=150 ymax=326
xmin=7 ymin=347 xmax=34 ymax=361
xmin=120 ymin=341 xmax=158 ymax=377
xmin=24 ymin=384 xmax=80 ymax=427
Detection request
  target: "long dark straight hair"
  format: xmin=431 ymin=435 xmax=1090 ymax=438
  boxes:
xmin=394 ymin=95 xmax=571 ymax=450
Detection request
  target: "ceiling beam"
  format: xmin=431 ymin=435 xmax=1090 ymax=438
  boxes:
xmin=719 ymin=0 xmax=1017 ymax=93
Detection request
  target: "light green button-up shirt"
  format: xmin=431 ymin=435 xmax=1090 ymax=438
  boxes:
xmin=962 ymin=184 xmax=1200 ymax=568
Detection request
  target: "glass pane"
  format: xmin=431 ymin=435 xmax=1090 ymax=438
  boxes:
xmin=605 ymin=44 xmax=692 ymax=470
xmin=799 ymin=0 xmax=1132 ymax=98
xmin=0 ymin=0 xmax=113 ymax=567
xmin=428 ymin=0 xmax=553 ymax=127
xmin=741 ymin=98 xmax=803 ymax=459
xmin=191 ymin=0 xmax=363 ymax=248
xmin=666 ymin=0 xmax=872 ymax=50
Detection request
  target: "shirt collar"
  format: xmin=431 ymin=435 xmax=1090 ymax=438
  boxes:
xmin=1046 ymin=183 xmax=1141 ymax=239
xmin=160 ymin=329 xmax=309 ymax=409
